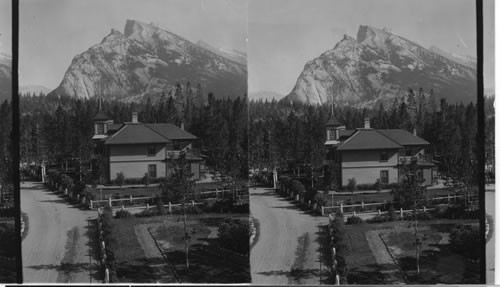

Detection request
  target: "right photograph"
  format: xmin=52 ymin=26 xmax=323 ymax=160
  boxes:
xmin=248 ymin=0 xmax=492 ymax=285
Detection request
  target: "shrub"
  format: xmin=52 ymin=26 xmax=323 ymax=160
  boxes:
xmin=346 ymin=178 xmax=357 ymax=193
xmin=218 ymin=218 xmax=250 ymax=254
xmin=156 ymin=200 xmax=167 ymax=215
xmin=346 ymin=216 xmax=363 ymax=225
xmin=115 ymin=210 xmax=132 ymax=219
xmin=367 ymin=215 xmax=390 ymax=223
xmin=115 ymin=172 xmax=125 ymax=187
xmin=449 ymin=224 xmax=480 ymax=260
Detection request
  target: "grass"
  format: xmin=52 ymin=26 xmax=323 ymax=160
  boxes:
xmin=343 ymin=224 xmax=385 ymax=284
xmin=382 ymin=222 xmax=480 ymax=284
xmin=343 ymin=219 xmax=480 ymax=284
xmin=112 ymin=213 xmax=250 ymax=283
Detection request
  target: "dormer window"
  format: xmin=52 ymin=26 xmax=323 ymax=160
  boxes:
xmin=96 ymin=123 xmax=105 ymax=135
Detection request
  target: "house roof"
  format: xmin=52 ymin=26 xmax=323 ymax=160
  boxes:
xmin=104 ymin=123 xmax=197 ymax=145
xmin=105 ymin=124 xmax=170 ymax=145
xmin=337 ymin=129 xmax=403 ymax=151
xmin=145 ymin=124 xmax=198 ymax=140
xmin=326 ymin=114 xmax=342 ymax=127
xmin=339 ymin=129 xmax=356 ymax=138
xmin=377 ymin=129 xmax=430 ymax=146
xmin=94 ymin=110 xmax=110 ymax=121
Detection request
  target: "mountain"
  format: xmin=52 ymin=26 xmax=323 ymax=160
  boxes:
xmin=196 ymin=40 xmax=246 ymax=65
xmin=249 ymin=90 xmax=283 ymax=102
xmin=50 ymin=19 xmax=247 ymax=102
xmin=20 ymin=85 xmax=52 ymax=96
xmin=284 ymin=25 xmax=477 ymax=106
xmin=0 ymin=54 xmax=11 ymax=103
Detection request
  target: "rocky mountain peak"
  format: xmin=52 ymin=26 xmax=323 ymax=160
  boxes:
xmin=49 ymin=19 xmax=247 ymax=102
xmin=283 ymin=25 xmax=477 ymax=107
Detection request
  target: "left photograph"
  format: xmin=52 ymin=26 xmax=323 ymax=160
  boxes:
xmin=0 ymin=0 xmax=16 ymax=283
xmin=20 ymin=0 xmax=249 ymax=283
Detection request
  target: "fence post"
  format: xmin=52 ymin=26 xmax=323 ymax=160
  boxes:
xmin=90 ymin=200 xmax=93 ymax=209
xmin=168 ymin=202 xmax=172 ymax=214
xmin=378 ymin=209 xmax=381 ymax=215
xmin=335 ymin=274 xmax=340 ymax=285
xmin=105 ymin=268 xmax=110 ymax=283
xmin=447 ymin=194 xmax=450 ymax=204
xmin=146 ymin=203 xmax=150 ymax=210
xmin=321 ymin=206 xmax=324 ymax=216
xmin=64 ymin=188 xmax=68 ymax=195
xmin=108 ymin=197 xmax=112 ymax=207
xmin=130 ymin=195 xmax=133 ymax=205
xmin=121 ymin=205 xmax=124 ymax=211
xmin=192 ymin=200 xmax=195 ymax=207
xmin=423 ymin=206 xmax=427 ymax=212
xmin=353 ymin=210 xmax=356 ymax=217
xmin=361 ymin=201 xmax=364 ymax=209
xmin=400 ymin=208 xmax=403 ymax=218
xmin=340 ymin=203 xmax=344 ymax=213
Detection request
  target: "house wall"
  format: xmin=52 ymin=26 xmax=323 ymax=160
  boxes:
xmin=108 ymin=144 xmax=166 ymax=180
xmin=341 ymin=149 xmax=399 ymax=185
xmin=422 ymin=167 xmax=433 ymax=186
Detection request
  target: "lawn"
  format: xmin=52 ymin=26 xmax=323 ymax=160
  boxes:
xmin=343 ymin=219 xmax=480 ymax=284
xmin=382 ymin=221 xmax=480 ymax=284
xmin=112 ymin=213 xmax=250 ymax=283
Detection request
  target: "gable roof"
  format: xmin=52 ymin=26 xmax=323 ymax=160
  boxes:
xmin=326 ymin=114 xmax=342 ymax=127
xmin=145 ymin=124 xmax=197 ymax=140
xmin=337 ymin=129 xmax=402 ymax=151
xmin=377 ymin=129 xmax=430 ymax=146
xmin=105 ymin=124 xmax=170 ymax=145
xmin=94 ymin=110 xmax=110 ymax=121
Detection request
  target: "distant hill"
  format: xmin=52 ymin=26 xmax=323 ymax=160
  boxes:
xmin=50 ymin=19 xmax=247 ymax=103
xmin=249 ymin=90 xmax=283 ymax=102
xmin=283 ymin=25 xmax=477 ymax=107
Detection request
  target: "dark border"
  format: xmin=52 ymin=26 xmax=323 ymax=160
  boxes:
xmin=12 ymin=0 xmax=21 ymax=283
xmin=476 ymin=0 xmax=486 ymax=284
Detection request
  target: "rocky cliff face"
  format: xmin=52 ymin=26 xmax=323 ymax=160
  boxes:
xmin=284 ymin=25 xmax=476 ymax=106
xmin=50 ymin=20 xmax=247 ymax=102
xmin=0 ymin=54 xmax=11 ymax=102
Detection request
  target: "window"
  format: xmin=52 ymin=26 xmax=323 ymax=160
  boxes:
xmin=380 ymin=170 xmax=389 ymax=184
xmin=380 ymin=151 xmax=388 ymax=161
xmin=147 ymin=145 xmax=156 ymax=156
xmin=96 ymin=123 xmax=104 ymax=135
xmin=148 ymin=164 xmax=157 ymax=178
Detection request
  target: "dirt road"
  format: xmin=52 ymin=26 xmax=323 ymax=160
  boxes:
xmin=21 ymin=181 xmax=100 ymax=283
xmin=250 ymin=187 xmax=328 ymax=285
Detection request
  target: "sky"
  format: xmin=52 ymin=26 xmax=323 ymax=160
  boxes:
xmin=248 ymin=0 xmax=493 ymax=96
xmin=20 ymin=0 xmax=248 ymax=88
xmin=0 ymin=0 xmax=11 ymax=55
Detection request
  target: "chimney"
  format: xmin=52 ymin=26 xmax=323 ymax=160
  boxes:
xmin=132 ymin=112 xmax=138 ymax=123
xmin=413 ymin=128 xmax=417 ymax=136
xmin=364 ymin=117 xmax=371 ymax=129
xmin=180 ymin=122 xmax=185 ymax=130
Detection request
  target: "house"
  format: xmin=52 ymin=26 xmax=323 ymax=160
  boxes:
xmin=92 ymin=111 xmax=203 ymax=182
xmin=324 ymin=114 xmax=435 ymax=187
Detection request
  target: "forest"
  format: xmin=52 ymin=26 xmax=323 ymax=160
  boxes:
xmin=20 ymin=85 xmax=248 ymax=182
xmin=249 ymin=88 xmax=495 ymax=186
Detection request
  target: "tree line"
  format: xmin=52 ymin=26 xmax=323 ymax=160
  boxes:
xmin=249 ymin=88 xmax=495 ymax=186
xmin=20 ymin=85 xmax=248 ymax=181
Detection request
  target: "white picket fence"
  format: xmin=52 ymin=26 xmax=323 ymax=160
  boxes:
xmin=89 ymin=188 xmax=248 ymax=209
xmin=321 ymin=194 xmax=469 ymax=216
